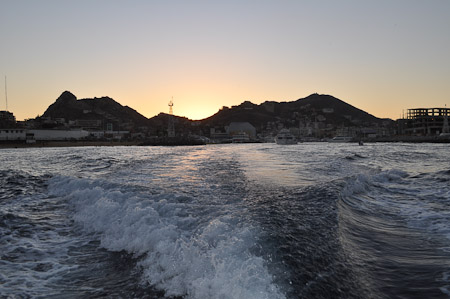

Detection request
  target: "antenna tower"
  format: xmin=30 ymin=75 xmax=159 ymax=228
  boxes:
xmin=167 ymin=97 xmax=175 ymax=137
xmin=168 ymin=97 xmax=173 ymax=115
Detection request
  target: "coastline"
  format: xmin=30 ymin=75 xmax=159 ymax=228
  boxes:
xmin=0 ymin=140 xmax=142 ymax=149
xmin=1 ymin=135 xmax=450 ymax=149
xmin=363 ymin=135 xmax=450 ymax=143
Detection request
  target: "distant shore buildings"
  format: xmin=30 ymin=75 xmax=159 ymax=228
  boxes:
xmin=227 ymin=122 xmax=256 ymax=139
xmin=0 ymin=110 xmax=128 ymax=143
xmin=1 ymin=92 xmax=450 ymax=144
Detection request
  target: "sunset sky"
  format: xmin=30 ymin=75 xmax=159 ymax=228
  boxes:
xmin=1 ymin=1 xmax=449 ymax=121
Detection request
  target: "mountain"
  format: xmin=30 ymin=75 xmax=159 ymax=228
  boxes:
xmin=42 ymin=91 xmax=150 ymax=129
xmin=40 ymin=91 xmax=200 ymax=135
xmin=38 ymin=91 xmax=391 ymax=137
xmin=201 ymin=93 xmax=386 ymax=128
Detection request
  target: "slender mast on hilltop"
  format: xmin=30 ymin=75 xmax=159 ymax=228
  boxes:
xmin=167 ymin=97 xmax=175 ymax=137
xmin=168 ymin=97 xmax=173 ymax=115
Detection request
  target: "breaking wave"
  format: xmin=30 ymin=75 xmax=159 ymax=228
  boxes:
xmin=48 ymin=175 xmax=285 ymax=299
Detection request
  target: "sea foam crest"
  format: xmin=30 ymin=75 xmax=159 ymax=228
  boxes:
xmin=341 ymin=168 xmax=450 ymax=241
xmin=48 ymin=176 xmax=285 ymax=299
xmin=341 ymin=169 xmax=409 ymax=197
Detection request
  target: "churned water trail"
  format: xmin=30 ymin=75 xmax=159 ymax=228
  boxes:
xmin=1 ymin=143 xmax=450 ymax=298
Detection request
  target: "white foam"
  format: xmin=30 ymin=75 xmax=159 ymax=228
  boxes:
xmin=48 ymin=176 xmax=285 ymax=299
xmin=341 ymin=169 xmax=409 ymax=197
xmin=0 ymin=192 xmax=88 ymax=297
xmin=341 ymin=168 xmax=450 ymax=242
xmin=439 ymin=272 xmax=450 ymax=296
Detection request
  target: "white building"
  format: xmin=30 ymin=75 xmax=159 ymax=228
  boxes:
xmin=27 ymin=129 xmax=89 ymax=141
xmin=0 ymin=129 xmax=89 ymax=141
xmin=0 ymin=129 xmax=26 ymax=141
xmin=89 ymin=130 xmax=129 ymax=140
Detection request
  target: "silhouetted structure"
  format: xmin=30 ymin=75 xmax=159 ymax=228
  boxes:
xmin=0 ymin=111 xmax=16 ymax=128
xmin=167 ymin=99 xmax=175 ymax=137
xmin=403 ymin=108 xmax=450 ymax=136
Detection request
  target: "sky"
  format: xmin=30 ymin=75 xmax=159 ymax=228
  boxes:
xmin=1 ymin=0 xmax=449 ymax=121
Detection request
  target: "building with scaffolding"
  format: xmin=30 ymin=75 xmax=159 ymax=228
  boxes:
xmin=401 ymin=108 xmax=450 ymax=136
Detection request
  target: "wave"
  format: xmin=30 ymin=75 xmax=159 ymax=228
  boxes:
xmin=338 ymin=168 xmax=450 ymax=298
xmin=344 ymin=153 xmax=368 ymax=161
xmin=341 ymin=168 xmax=450 ymax=238
xmin=0 ymin=171 xmax=87 ymax=297
xmin=48 ymin=176 xmax=285 ymax=299
xmin=0 ymin=170 xmax=51 ymax=201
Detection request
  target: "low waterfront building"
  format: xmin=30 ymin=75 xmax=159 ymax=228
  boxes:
xmin=209 ymin=127 xmax=230 ymax=142
xmin=89 ymin=130 xmax=130 ymax=140
xmin=26 ymin=129 xmax=90 ymax=141
xmin=0 ymin=129 xmax=89 ymax=142
xmin=227 ymin=122 xmax=256 ymax=139
xmin=0 ymin=129 xmax=26 ymax=141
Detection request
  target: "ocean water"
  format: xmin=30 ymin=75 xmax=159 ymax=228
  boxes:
xmin=1 ymin=143 xmax=449 ymax=298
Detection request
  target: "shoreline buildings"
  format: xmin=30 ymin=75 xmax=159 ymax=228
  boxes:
xmin=1 ymin=90 xmax=449 ymax=143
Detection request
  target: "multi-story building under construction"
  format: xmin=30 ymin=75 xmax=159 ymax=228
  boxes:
xmin=400 ymin=108 xmax=450 ymax=136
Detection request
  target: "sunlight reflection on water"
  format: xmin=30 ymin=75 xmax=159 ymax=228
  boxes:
xmin=233 ymin=143 xmax=326 ymax=187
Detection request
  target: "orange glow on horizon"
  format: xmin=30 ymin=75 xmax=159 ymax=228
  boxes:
xmin=2 ymin=2 xmax=450 ymax=122
xmin=157 ymin=96 xmax=234 ymax=121
xmin=174 ymin=106 xmax=219 ymax=121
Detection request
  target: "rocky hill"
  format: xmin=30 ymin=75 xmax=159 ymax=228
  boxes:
xmin=42 ymin=91 xmax=150 ymax=129
xmin=201 ymin=93 xmax=386 ymax=128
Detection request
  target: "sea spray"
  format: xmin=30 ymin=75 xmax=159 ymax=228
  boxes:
xmin=48 ymin=175 xmax=285 ymax=299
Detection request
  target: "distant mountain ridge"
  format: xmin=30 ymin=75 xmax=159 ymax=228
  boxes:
xmin=202 ymin=93 xmax=384 ymax=128
xmin=41 ymin=91 xmax=389 ymax=134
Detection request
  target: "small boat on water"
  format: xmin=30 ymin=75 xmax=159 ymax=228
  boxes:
xmin=275 ymin=129 xmax=297 ymax=145
xmin=329 ymin=136 xmax=353 ymax=143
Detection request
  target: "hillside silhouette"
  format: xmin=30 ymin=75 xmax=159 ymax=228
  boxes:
xmin=42 ymin=91 xmax=149 ymax=127
xmin=40 ymin=91 xmax=390 ymax=135
xmin=202 ymin=93 xmax=384 ymax=128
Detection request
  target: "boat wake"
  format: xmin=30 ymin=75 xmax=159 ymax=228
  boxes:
xmin=338 ymin=168 xmax=450 ymax=298
xmin=48 ymin=175 xmax=285 ymax=299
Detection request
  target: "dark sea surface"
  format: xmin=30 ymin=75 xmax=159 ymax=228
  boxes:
xmin=1 ymin=143 xmax=449 ymax=298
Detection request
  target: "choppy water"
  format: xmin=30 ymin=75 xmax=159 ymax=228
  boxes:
xmin=1 ymin=143 xmax=449 ymax=298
